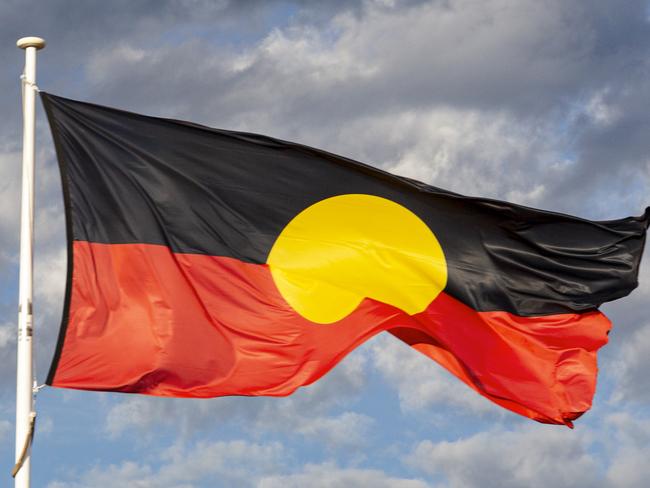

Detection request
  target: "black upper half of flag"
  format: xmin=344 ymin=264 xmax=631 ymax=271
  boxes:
xmin=41 ymin=92 xmax=649 ymax=317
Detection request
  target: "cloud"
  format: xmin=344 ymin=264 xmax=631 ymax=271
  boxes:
xmin=47 ymin=439 xmax=431 ymax=488
xmin=49 ymin=411 xmax=650 ymax=488
xmin=407 ymin=425 xmax=601 ymax=488
xmin=596 ymin=256 xmax=650 ymax=405
xmin=370 ymin=334 xmax=504 ymax=418
xmin=105 ymin=348 xmax=372 ymax=450
xmin=379 ymin=108 xmax=560 ymax=203
xmin=0 ymin=322 xmax=15 ymax=388
xmin=0 ymin=142 xmax=68 ymax=387
xmin=259 ymin=463 xmax=431 ymax=488
xmin=47 ymin=439 xmax=287 ymax=488
xmin=0 ymin=419 xmax=11 ymax=441
xmin=0 ymin=323 xmax=13 ymax=350
xmin=288 ymin=411 xmax=374 ymax=450
xmin=406 ymin=411 xmax=650 ymax=488
xmin=47 ymin=441 xmax=430 ymax=488
xmin=0 ymin=146 xmax=22 ymax=274
xmin=1 ymin=1 xmax=649 ymax=486
xmin=82 ymin=0 xmax=650 ymax=119
xmin=47 ymin=437 xmax=432 ymax=488
xmin=602 ymin=412 xmax=650 ymax=488
xmin=609 ymin=321 xmax=650 ymax=404
xmin=61 ymin=0 xmax=648 ymax=222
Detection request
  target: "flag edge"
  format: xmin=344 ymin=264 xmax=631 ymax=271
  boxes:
xmin=41 ymin=92 xmax=75 ymax=386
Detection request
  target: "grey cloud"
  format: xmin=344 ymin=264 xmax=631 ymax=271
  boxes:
xmin=544 ymin=64 xmax=650 ymax=214
xmin=0 ymin=1 xmax=647 ymax=486
xmin=406 ymin=412 xmax=650 ymax=488
xmin=581 ymin=257 xmax=650 ymax=407
xmin=0 ymin=0 xmax=646 ymax=405
xmin=0 ymin=0 xmax=364 ymax=150
xmin=609 ymin=321 xmax=650 ymax=404
xmin=602 ymin=413 xmax=650 ymax=488
xmin=601 ymin=257 xmax=650 ymax=341
xmin=0 ymin=0 xmax=646 ymax=398
xmin=0 ymin=147 xmax=67 ymax=388
xmin=63 ymin=1 xmax=649 ymax=217
xmin=0 ymin=146 xmax=22 ymax=281
xmin=0 ymin=0 xmax=648 ymax=465
xmin=407 ymin=426 xmax=601 ymax=488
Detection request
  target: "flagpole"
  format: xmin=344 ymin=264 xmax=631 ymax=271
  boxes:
xmin=14 ymin=36 xmax=45 ymax=488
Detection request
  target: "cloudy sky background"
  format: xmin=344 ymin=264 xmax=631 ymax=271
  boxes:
xmin=0 ymin=0 xmax=649 ymax=486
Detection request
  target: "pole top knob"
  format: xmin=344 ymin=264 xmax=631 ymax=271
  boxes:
xmin=17 ymin=37 xmax=46 ymax=50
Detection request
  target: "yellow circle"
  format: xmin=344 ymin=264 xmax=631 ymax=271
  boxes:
xmin=267 ymin=194 xmax=447 ymax=324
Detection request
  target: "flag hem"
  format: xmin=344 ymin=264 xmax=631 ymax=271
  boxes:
xmin=41 ymin=92 xmax=75 ymax=386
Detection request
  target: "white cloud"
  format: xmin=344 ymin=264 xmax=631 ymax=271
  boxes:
xmin=406 ymin=411 xmax=650 ymax=488
xmin=0 ymin=146 xmax=22 ymax=274
xmin=290 ymin=411 xmax=374 ymax=450
xmin=0 ymin=322 xmax=14 ymax=349
xmin=584 ymin=90 xmax=621 ymax=127
xmin=370 ymin=334 xmax=504 ymax=418
xmin=48 ymin=439 xmax=286 ymax=488
xmin=47 ymin=439 xmax=432 ymax=488
xmin=52 ymin=412 xmax=650 ymax=488
xmin=380 ymin=108 xmax=558 ymax=203
xmin=407 ymin=425 xmax=601 ymax=488
xmin=610 ymin=321 xmax=650 ymax=404
xmin=259 ymin=463 xmax=431 ymax=488
xmin=603 ymin=412 xmax=650 ymax=488
xmin=0 ymin=419 xmax=12 ymax=440
xmin=601 ymin=256 xmax=650 ymax=404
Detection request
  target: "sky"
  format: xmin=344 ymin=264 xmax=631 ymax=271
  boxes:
xmin=0 ymin=0 xmax=649 ymax=486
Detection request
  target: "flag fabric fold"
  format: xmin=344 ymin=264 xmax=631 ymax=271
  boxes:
xmin=41 ymin=92 xmax=648 ymax=426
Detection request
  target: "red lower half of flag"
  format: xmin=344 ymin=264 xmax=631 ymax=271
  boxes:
xmin=50 ymin=241 xmax=611 ymax=426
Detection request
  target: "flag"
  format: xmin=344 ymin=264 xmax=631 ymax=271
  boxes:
xmin=41 ymin=92 xmax=648 ymax=426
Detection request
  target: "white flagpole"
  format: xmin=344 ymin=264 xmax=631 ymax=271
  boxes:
xmin=14 ymin=36 xmax=45 ymax=488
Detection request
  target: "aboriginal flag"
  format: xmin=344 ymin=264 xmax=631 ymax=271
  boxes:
xmin=41 ymin=92 xmax=648 ymax=426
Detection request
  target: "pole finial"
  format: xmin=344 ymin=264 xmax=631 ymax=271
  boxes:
xmin=16 ymin=37 xmax=45 ymax=50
